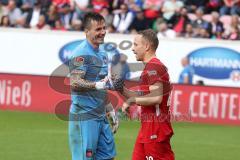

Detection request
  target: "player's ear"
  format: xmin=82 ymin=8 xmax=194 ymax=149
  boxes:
xmin=142 ymin=38 xmax=149 ymax=52
xmin=84 ymin=28 xmax=89 ymax=35
xmin=145 ymin=43 xmax=150 ymax=52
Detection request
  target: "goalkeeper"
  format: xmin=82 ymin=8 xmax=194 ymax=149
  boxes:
xmin=68 ymin=12 xmax=123 ymax=160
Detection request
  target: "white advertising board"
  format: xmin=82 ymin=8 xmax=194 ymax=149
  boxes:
xmin=0 ymin=28 xmax=240 ymax=87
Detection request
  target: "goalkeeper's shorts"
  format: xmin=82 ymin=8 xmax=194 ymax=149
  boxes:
xmin=69 ymin=105 xmax=116 ymax=160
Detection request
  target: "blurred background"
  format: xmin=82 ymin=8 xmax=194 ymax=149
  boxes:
xmin=0 ymin=0 xmax=240 ymax=160
xmin=0 ymin=0 xmax=240 ymax=39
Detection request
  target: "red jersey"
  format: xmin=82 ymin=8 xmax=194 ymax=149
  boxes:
xmin=137 ymin=57 xmax=173 ymax=143
xmin=224 ymin=0 xmax=240 ymax=6
xmin=52 ymin=0 xmax=70 ymax=6
xmin=92 ymin=0 xmax=109 ymax=13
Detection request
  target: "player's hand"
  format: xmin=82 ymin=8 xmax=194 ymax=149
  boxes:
xmin=106 ymin=102 xmax=119 ymax=134
xmin=122 ymin=102 xmax=130 ymax=114
xmin=122 ymin=97 xmax=135 ymax=114
xmin=95 ymin=75 xmax=124 ymax=92
xmin=111 ymin=75 xmax=125 ymax=92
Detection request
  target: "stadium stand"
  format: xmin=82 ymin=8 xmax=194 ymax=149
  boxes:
xmin=0 ymin=0 xmax=239 ymax=40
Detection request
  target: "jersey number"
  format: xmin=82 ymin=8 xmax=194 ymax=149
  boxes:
xmin=146 ymin=156 xmax=153 ymax=160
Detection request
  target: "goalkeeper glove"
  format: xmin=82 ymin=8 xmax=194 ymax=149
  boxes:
xmin=95 ymin=76 xmax=124 ymax=92
xmin=106 ymin=103 xmax=119 ymax=134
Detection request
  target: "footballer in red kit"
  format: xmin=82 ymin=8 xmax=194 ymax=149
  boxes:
xmin=122 ymin=29 xmax=174 ymax=160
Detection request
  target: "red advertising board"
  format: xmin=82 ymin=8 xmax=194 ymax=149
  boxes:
xmin=0 ymin=73 xmax=69 ymax=113
xmin=0 ymin=73 xmax=240 ymax=125
xmin=171 ymin=84 xmax=240 ymax=125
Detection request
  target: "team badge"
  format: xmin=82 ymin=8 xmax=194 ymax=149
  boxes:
xmin=74 ymin=56 xmax=84 ymax=66
xmin=86 ymin=149 xmax=93 ymax=158
xmin=150 ymin=134 xmax=157 ymax=139
xmin=147 ymin=70 xmax=157 ymax=76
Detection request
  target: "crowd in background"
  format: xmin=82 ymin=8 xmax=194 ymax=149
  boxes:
xmin=0 ymin=0 xmax=240 ymax=40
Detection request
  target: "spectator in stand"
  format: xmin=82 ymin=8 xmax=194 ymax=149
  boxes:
xmin=169 ymin=7 xmax=191 ymax=36
xmin=45 ymin=4 xmax=59 ymax=28
xmin=152 ymin=17 xmax=165 ymax=31
xmin=16 ymin=16 xmax=28 ymax=28
xmin=32 ymin=14 xmax=50 ymax=30
xmin=39 ymin=0 xmax=52 ymax=15
xmin=112 ymin=0 xmax=129 ymax=9
xmin=92 ymin=0 xmax=109 ymax=13
xmin=0 ymin=0 xmax=8 ymax=6
xmin=131 ymin=0 xmax=143 ymax=9
xmin=185 ymin=0 xmax=209 ymax=13
xmin=143 ymin=0 xmax=163 ymax=27
xmin=232 ymin=14 xmax=240 ymax=30
xmin=223 ymin=15 xmax=240 ymax=39
xmin=100 ymin=7 xmax=113 ymax=27
xmin=107 ymin=24 xmax=116 ymax=33
xmin=69 ymin=19 xmax=82 ymax=31
xmin=52 ymin=18 xmax=67 ymax=31
xmin=52 ymin=0 xmax=74 ymax=29
xmin=21 ymin=0 xmax=35 ymax=25
xmin=220 ymin=0 xmax=240 ymax=15
xmin=205 ymin=0 xmax=222 ymax=13
xmin=157 ymin=21 xmax=176 ymax=38
xmin=15 ymin=0 xmax=23 ymax=8
xmin=113 ymin=3 xmax=133 ymax=33
xmin=128 ymin=0 xmax=142 ymax=13
xmin=0 ymin=1 xmax=7 ymax=21
xmin=192 ymin=8 xmax=212 ymax=36
xmin=162 ymin=0 xmax=184 ymax=22
xmin=210 ymin=11 xmax=224 ymax=39
xmin=71 ymin=0 xmax=90 ymax=20
xmin=5 ymin=0 xmax=23 ymax=26
xmin=0 ymin=0 xmax=239 ymax=40
xmin=129 ymin=9 xmax=149 ymax=34
xmin=213 ymin=26 xmax=224 ymax=39
xmin=29 ymin=2 xmax=42 ymax=28
xmin=197 ymin=27 xmax=211 ymax=38
xmin=181 ymin=23 xmax=196 ymax=38
xmin=178 ymin=56 xmax=194 ymax=84
xmin=0 ymin=15 xmax=11 ymax=27
xmin=227 ymin=26 xmax=239 ymax=40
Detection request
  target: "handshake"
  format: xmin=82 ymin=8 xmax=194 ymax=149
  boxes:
xmin=95 ymin=75 xmax=125 ymax=92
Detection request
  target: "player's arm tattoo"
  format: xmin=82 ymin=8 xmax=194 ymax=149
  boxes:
xmin=70 ymin=69 xmax=96 ymax=91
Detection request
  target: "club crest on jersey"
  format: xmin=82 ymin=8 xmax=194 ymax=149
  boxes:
xmin=86 ymin=149 xmax=93 ymax=158
xmin=74 ymin=56 xmax=84 ymax=66
xmin=150 ymin=135 xmax=157 ymax=139
xmin=148 ymin=70 xmax=157 ymax=76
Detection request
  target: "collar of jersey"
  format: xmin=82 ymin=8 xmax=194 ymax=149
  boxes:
xmin=85 ymin=39 xmax=100 ymax=54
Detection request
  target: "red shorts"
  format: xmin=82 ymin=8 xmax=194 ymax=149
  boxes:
xmin=132 ymin=139 xmax=174 ymax=160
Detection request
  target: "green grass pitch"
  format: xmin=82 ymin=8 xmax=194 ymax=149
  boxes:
xmin=0 ymin=110 xmax=240 ymax=160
